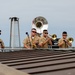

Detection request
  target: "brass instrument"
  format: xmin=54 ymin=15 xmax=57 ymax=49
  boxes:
xmin=31 ymin=37 xmax=36 ymax=48
xmin=32 ymin=43 xmax=37 ymax=48
xmin=35 ymin=21 xmax=43 ymax=29
xmin=31 ymin=37 xmax=39 ymax=48
xmin=49 ymin=34 xmax=57 ymax=40
xmin=32 ymin=41 xmax=39 ymax=48
xmin=67 ymin=37 xmax=74 ymax=43
xmin=32 ymin=16 xmax=48 ymax=34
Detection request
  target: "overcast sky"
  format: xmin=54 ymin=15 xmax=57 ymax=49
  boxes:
xmin=0 ymin=0 xmax=75 ymax=47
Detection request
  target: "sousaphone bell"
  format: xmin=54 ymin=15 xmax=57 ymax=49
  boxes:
xmin=32 ymin=16 xmax=48 ymax=34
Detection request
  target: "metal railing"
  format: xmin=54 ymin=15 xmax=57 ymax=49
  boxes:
xmin=0 ymin=47 xmax=75 ymax=52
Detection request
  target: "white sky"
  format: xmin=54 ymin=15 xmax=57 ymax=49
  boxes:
xmin=0 ymin=0 xmax=75 ymax=46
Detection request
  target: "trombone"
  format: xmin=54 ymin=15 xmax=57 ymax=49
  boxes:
xmin=49 ymin=34 xmax=57 ymax=40
xmin=67 ymin=37 xmax=74 ymax=43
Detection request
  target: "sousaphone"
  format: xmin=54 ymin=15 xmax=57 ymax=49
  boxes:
xmin=32 ymin=16 xmax=48 ymax=33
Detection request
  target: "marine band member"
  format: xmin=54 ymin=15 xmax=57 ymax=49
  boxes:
xmin=39 ymin=30 xmax=52 ymax=48
xmin=58 ymin=31 xmax=72 ymax=48
xmin=23 ymin=28 xmax=40 ymax=49
xmin=0 ymin=39 xmax=5 ymax=48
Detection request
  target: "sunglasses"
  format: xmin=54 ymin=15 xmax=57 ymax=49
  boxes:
xmin=32 ymin=31 xmax=36 ymax=33
xmin=63 ymin=35 xmax=67 ymax=36
xmin=45 ymin=33 xmax=48 ymax=34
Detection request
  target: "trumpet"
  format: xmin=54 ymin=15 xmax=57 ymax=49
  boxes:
xmin=67 ymin=37 xmax=74 ymax=43
xmin=49 ymin=34 xmax=57 ymax=40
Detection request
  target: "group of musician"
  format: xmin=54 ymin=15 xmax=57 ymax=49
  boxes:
xmin=23 ymin=28 xmax=72 ymax=49
xmin=0 ymin=28 xmax=72 ymax=49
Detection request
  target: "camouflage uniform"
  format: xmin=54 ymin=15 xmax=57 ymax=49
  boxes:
xmin=39 ymin=36 xmax=49 ymax=48
xmin=0 ymin=39 xmax=5 ymax=48
xmin=58 ymin=38 xmax=68 ymax=48
xmin=23 ymin=36 xmax=40 ymax=48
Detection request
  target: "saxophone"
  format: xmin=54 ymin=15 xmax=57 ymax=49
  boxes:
xmin=31 ymin=37 xmax=39 ymax=48
xmin=31 ymin=37 xmax=37 ymax=48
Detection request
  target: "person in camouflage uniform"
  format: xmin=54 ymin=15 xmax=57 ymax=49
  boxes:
xmin=39 ymin=30 xmax=52 ymax=48
xmin=23 ymin=28 xmax=40 ymax=49
xmin=0 ymin=39 xmax=5 ymax=48
xmin=58 ymin=31 xmax=72 ymax=48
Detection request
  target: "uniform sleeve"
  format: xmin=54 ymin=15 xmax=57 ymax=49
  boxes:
xmin=0 ymin=39 xmax=5 ymax=48
xmin=2 ymin=42 xmax=5 ymax=47
xmin=23 ymin=37 xmax=28 ymax=45
xmin=36 ymin=37 xmax=40 ymax=43
xmin=58 ymin=39 xmax=62 ymax=44
xmin=39 ymin=37 xmax=44 ymax=44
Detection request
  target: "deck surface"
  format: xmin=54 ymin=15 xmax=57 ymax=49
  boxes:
xmin=0 ymin=49 xmax=75 ymax=75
